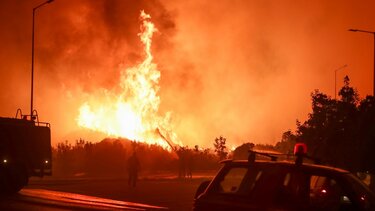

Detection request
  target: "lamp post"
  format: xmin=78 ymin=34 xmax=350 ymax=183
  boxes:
xmin=30 ymin=0 xmax=54 ymax=119
xmin=348 ymin=29 xmax=375 ymax=96
xmin=334 ymin=64 xmax=347 ymax=100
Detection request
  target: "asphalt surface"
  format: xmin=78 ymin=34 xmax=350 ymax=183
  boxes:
xmin=0 ymin=172 xmax=215 ymax=210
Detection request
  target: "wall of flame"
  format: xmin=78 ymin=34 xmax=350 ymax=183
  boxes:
xmin=77 ymin=11 xmax=178 ymax=149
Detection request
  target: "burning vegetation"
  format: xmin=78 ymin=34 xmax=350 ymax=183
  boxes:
xmin=77 ymin=11 xmax=179 ymax=150
xmin=53 ymin=138 xmax=219 ymax=177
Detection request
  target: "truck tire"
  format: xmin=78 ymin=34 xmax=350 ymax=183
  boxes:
xmin=0 ymin=163 xmax=28 ymax=194
xmin=0 ymin=168 xmax=7 ymax=194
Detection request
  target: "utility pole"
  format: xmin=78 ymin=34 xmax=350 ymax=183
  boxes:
xmin=30 ymin=0 xmax=54 ymax=119
xmin=349 ymin=29 xmax=375 ymax=96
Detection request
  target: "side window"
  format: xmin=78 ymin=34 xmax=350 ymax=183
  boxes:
xmin=273 ymin=170 xmax=310 ymax=209
xmin=283 ymin=171 xmax=309 ymax=197
xmin=346 ymin=174 xmax=375 ymax=210
xmin=247 ymin=166 xmax=289 ymax=204
xmin=309 ymin=175 xmax=350 ymax=210
xmin=218 ymin=167 xmax=248 ymax=193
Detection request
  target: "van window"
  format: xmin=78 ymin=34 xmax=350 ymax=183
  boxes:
xmin=218 ymin=167 xmax=248 ymax=193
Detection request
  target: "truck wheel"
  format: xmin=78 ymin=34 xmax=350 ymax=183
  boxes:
xmin=2 ymin=164 xmax=29 ymax=194
xmin=0 ymin=168 xmax=8 ymax=194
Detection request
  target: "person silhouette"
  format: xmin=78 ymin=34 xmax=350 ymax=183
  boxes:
xmin=128 ymin=152 xmax=140 ymax=187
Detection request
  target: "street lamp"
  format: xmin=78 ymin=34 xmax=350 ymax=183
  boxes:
xmin=334 ymin=64 xmax=347 ymax=100
xmin=348 ymin=28 xmax=375 ymax=96
xmin=30 ymin=0 xmax=54 ymax=119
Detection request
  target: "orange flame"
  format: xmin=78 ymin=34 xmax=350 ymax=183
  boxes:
xmin=77 ymin=11 xmax=178 ymax=150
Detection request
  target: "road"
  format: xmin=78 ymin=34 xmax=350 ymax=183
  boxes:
xmin=0 ymin=172 xmax=215 ymax=210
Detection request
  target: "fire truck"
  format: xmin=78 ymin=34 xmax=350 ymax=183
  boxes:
xmin=0 ymin=109 xmax=51 ymax=193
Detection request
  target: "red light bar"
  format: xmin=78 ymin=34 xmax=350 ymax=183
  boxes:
xmin=294 ymin=143 xmax=307 ymax=155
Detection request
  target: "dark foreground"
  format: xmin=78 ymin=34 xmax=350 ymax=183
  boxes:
xmin=0 ymin=172 xmax=215 ymax=210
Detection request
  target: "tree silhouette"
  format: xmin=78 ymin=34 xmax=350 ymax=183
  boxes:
xmin=275 ymin=130 xmax=296 ymax=154
xmin=291 ymin=76 xmax=363 ymax=172
xmin=339 ymin=76 xmax=359 ymax=104
xmin=357 ymin=96 xmax=375 ymax=191
xmin=214 ymin=136 xmax=228 ymax=161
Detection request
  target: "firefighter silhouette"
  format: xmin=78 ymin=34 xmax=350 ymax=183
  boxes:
xmin=177 ymin=147 xmax=193 ymax=179
xmin=127 ymin=152 xmax=140 ymax=187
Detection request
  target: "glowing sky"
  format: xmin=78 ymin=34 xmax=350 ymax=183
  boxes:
xmin=0 ymin=0 xmax=374 ymax=147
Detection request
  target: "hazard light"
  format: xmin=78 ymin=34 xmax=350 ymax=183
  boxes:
xmin=294 ymin=143 xmax=307 ymax=165
xmin=294 ymin=143 xmax=307 ymax=155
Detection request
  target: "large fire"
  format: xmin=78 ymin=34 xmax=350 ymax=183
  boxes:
xmin=77 ymin=11 xmax=179 ymax=150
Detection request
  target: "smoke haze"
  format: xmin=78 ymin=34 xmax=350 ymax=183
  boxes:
xmin=0 ymin=0 xmax=374 ymax=147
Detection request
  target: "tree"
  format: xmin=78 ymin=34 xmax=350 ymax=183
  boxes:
xmin=295 ymin=76 xmax=361 ymax=172
xmin=275 ymin=130 xmax=296 ymax=154
xmin=357 ymin=96 xmax=375 ymax=191
xmin=214 ymin=136 xmax=228 ymax=161
xmin=339 ymin=76 xmax=359 ymax=104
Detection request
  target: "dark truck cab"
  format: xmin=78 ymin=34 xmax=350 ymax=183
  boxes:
xmin=0 ymin=111 xmax=51 ymax=193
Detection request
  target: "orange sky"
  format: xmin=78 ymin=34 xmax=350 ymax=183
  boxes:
xmin=0 ymin=0 xmax=374 ymax=148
